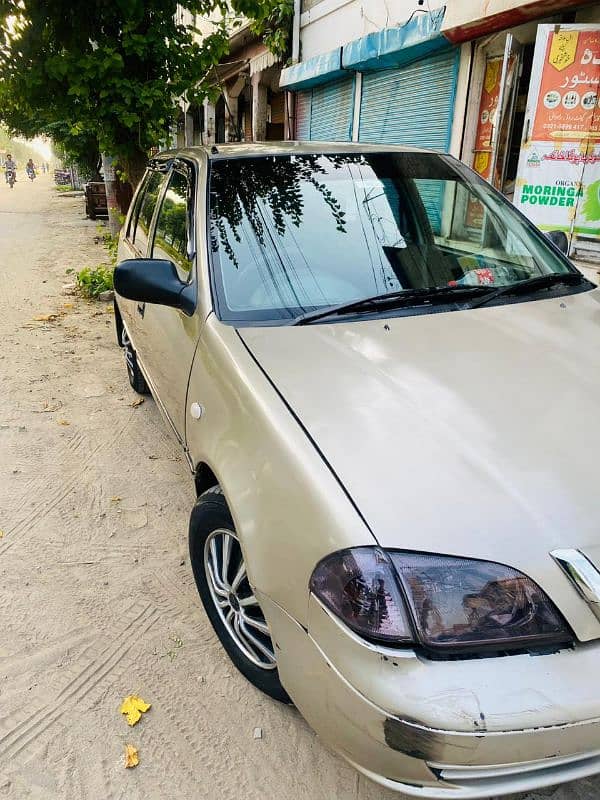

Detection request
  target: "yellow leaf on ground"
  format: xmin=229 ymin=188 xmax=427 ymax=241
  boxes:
xmin=0 ymin=530 xmax=4 ymax=539
xmin=120 ymin=695 xmax=151 ymax=726
xmin=124 ymin=744 xmax=139 ymax=768
xmin=57 ymin=419 xmax=70 ymax=426
xmin=129 ymin=398 xmax=144 ymax=408
xmin=110 ymin=496 xmax=122 ymax=503
xmin=33 ymin=313 xmax=58 ymax=322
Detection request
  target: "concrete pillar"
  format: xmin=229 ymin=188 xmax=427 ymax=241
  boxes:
xmin=203 ymin=98 xmax=216 ymax=145
xmin=251 ymin=72 xmax=268 ymax=142
xmin=224 ymin=95 xmax=239 ymax=142
xmin=224 ymin=76 xmax=246 ymax=142
xmin=184 ymin=111 xmax=194 ymax=147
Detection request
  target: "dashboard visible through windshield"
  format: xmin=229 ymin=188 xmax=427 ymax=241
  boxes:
xmin=208 ymin=152 xmax=581 ymax=324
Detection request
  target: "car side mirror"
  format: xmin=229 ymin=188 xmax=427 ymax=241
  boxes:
xmin=114 ymin=258 xmax=195 ymax=315
xmin=545 ymin=230 xmax=569 ymax=255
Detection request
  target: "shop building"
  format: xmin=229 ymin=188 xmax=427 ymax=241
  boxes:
xmin=281 ymin=2 xmax=467 ymax=155
xmin=174 ymin=10 xmax=287 ymax=147
xmin=282 ymin=0 xmax=600 ymax=259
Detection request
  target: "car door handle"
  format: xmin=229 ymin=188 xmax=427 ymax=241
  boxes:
xmin=137 ymin=302 xmax=145 ymax=318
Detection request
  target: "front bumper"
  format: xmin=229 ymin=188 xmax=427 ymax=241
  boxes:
xmin=260 ymin=592 xmax=600 ymax=798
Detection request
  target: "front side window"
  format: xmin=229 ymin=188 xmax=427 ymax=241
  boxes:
xmin=134 ymin=170 xmax=166 ymax=254
xmin=152 ymin=169 xmax=192 ymax=277
xmin=126 ymin=171 xmax=148 ymax=241
xmin=208 ymin=153 xmax=582 ymax=324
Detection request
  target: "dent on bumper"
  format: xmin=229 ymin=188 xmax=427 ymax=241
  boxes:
xmin=258 ymin=592 xmax=600 ymax=797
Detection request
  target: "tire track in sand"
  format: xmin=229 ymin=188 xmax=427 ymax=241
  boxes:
xmin=0 ymin=415 xmax=137 ymax=557
xmin=0 ymin=600 xmax=160 ymax=761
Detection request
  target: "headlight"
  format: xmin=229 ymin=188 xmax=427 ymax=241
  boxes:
xmin=310 ymin=548 xmax=572 ymax=653
xmin=309 ymin=548 xmax=413 ymax=643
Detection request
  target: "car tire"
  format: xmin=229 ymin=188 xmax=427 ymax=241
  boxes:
xmin=121 ymin=327 xmax=150 ymax=395
xmin=189 ymin=487 xmax=291 ymax=703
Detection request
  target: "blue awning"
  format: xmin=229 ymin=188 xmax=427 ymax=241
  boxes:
xmin=280 ymin=8 xmax=449 ymax=91
xmin=279 ymin=48 xmax=345 ymax=91
xmin=342 ymin=6 xmax=448 ymax=71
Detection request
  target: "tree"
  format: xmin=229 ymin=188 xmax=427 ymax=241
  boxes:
xmin=0 ymin=0 xmax=292 ymax=228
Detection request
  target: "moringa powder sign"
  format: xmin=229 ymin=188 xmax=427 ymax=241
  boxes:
xmin=514 ymin=24 xmax=600 ymax=251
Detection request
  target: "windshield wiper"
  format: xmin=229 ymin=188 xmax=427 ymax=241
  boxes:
xmin=468 ymin=272 xmax=587 ymax=310
xmin=292 ymin=285 xmax=494 ymax=326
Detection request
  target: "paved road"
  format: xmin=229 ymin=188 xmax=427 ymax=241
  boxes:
xmin=0 ymin=176 xmax=598 ymax=800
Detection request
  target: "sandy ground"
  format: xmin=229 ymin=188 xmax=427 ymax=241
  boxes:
xmin=1 ymin=176 xmax=599 ymax=800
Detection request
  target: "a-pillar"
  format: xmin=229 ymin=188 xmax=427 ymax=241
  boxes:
xmin=203 ymin=98 xmax=216 ymax=145
xmin=251 ymin=72 xmax=268 ymax=142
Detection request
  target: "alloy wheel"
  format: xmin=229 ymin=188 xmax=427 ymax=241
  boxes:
xmin=204 ymin=529 xmax=276 ymax=670
xmin=121 ymin=327 xmax=135 ymax=376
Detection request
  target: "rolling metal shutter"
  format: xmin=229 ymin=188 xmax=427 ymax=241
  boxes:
xmin=358 ymin=49 xmax=459 ymax=150
xmin=359 ymin=49 xmax=459 ymax=232
xmin=294 ymin=77 xmax=355 ymax=141
xmin=309 ymin=76 xmax=354 ymax=141
xmin=295 ymin=90 xmax=311 ymax=139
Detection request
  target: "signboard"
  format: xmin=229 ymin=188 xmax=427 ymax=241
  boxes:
xmin=531 ymin=29 xmax=600 ymax=142
xmin=514 ymin=25 xmax=600 ymax=249
xmin=472 ymin=56 xmax=503 ymax=181
xmin=468 ymin=35 xmax=521 ymax=228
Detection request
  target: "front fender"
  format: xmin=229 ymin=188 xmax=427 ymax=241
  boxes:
xmin=185 ymin=315 xmax=374 ymax=627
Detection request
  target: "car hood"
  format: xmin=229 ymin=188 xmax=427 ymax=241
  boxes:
xmin=239 ymin=291 xmax=600 ymax=641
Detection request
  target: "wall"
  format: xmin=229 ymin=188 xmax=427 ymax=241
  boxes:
xmin=299 ymin=0 xmax=444 ymax=60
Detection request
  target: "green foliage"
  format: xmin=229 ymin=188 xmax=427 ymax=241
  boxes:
xmin=103 ymin=232 xmax=119 ymax=265
xmin=231 ymin=0 xmax=293 ymax=56
xmin=95 ymin=223 xmax=119 ymax=264
xmin=76 ymin=264 xmax=114 ymax=298
xmin=54 ymin=184 xmax=74 ymax=192
xmin=0 ymin=1 xmax=292 ymax=178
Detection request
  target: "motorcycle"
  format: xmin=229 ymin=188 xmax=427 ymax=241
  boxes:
xmin=27 ymin=167 xmax=36 ymax=181
xmin=6 ymin=169 xmax=16 ymax=189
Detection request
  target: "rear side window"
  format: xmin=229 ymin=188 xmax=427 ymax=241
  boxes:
xmin=151 ymin=170 xmax=192 ymax=278
xmin=132 ymin=170 xmax=165 ymax=254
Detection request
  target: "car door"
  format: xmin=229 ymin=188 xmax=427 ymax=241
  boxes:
xmin=118 ymin=165 xmax=169 ymax=352
xmin=133 ymin=158 xmax=203 ymax=446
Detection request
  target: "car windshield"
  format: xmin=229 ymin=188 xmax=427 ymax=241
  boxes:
xmin=208 ymin=152 xmax=578 ymax=324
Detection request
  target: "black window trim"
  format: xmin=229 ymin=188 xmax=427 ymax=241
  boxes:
xmin=125 ymin=169 xmax=151 ymax=244
xmin=149 ymin=157 xmax=197 ymax=285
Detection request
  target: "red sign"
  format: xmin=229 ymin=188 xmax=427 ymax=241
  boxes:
xmin=472 ymin=57 xmax=503 ymax=180
xmin=532 ymin=30 xmax=600 ymax=143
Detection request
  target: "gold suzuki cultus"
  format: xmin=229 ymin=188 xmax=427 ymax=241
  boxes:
xmin=114 ymin=142 xmax=600 ymax=798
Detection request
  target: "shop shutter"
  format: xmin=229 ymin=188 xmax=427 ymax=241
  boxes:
xmin=358 ymin=49 xmax=459 ymax=149
xmin=309 ymin=76 xmax=354 ymax=141
xmin=295 ymin=90 xmax=311 ymax=139
xmin=270 ymin=92 xmax=285 ymax=125
xmin=359 ymin=49 xmax=459 ymax=233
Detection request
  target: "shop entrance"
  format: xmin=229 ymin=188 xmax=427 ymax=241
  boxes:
xmin=464 ymin=32 xmax=524 ymax=197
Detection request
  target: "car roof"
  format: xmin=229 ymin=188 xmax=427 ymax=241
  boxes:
xmin=153 ymin=140 xmax=437 ymax=163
